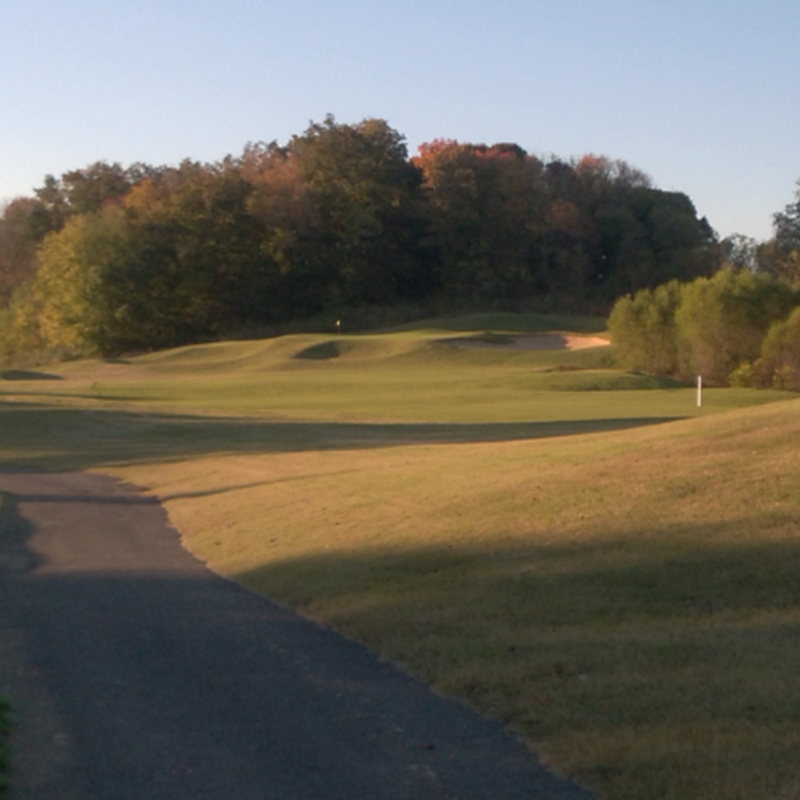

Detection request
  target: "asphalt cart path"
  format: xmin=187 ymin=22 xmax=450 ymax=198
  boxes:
xmin=0 ymin=469 xmax=593 ymax=800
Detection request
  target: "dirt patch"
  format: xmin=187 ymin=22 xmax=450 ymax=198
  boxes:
xmin=443 ymin=334 xmax=609 ymax=351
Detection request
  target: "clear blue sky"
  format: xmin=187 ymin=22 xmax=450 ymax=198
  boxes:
xmin=2 ymin=0 xmax=798 ymax=241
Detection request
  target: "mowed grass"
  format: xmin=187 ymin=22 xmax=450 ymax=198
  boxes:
xmin=1 ymin=313 xmax=799 ymax=799
xmin=0 ymin=314 xmax=786 ymax=433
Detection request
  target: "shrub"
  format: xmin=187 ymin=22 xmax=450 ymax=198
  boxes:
xmin=729 ymin=361 xmax=757 ymax=388
xmin=674 ymin=267 xmax=798 ymax=385
xmin=608 ymin=280 xmax=681 ymax=375
xmin=756 ymin=306 xmax=800 ymax=391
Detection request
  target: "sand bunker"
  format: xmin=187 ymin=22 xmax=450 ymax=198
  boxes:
xmin=443 ymin=334 xmax=609 ymax=351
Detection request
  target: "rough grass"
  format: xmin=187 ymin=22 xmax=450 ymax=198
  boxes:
xmin=110 ymin=401 xmax=800 ymax=800
xmin=1 ymin=313 xmax=799 ymax=799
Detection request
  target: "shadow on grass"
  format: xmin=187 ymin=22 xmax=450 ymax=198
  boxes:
xmin=235 ymin=525 xmax=800 ymax=797
xmin=4 ymin=468 xmax=800 ymax=798
xmin=0 ymin=405 xmax=682 ymax=471
xmin=293 ymin=340 xmax=347 ymax=360
xmin=0 ymin=474 xmax=596 ymax=800
xmin=237 ymin=523 xmax=800 ymax=631
xmin=0 ymin=370 xmax=62 ymax=381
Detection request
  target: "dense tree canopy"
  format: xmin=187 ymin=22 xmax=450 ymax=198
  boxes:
xmin=0 ymin=117 xmax=724 ymax=359
xmin=610 ymin=268 xmax=800 ymax=387
xmin=756 ymin=180 xmax=800 ymax=285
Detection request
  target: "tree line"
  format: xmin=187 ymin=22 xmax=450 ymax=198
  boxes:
xmin=609 ymin=179 xmax=800 ymax=390
xmin=720 ymin=181 xmax=800 ymax=284
xmin=609 ymin=267 xmax=800 ymax=390
xmin=0 ymin=116 xmax=722 ymax=359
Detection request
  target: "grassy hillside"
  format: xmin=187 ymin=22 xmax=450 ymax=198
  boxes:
xmin=1 ymin=313 xmax=799 ymax=799
xmin=104 ymin=400 xmax=800 ymax=800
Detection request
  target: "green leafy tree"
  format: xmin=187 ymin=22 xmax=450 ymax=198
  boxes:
xmin=289 ymin=116 xmax=430 ymax=308
xmin=242 ymin=141 xmax=337 ymax=319
xmin=4 ymin=167 xmax=278 ymax=359
xmin=28 ymin=162 xmax=143 ymax=236
xmin=0 ymin=198 xmax=44 ymax=303
xmin=0 ymin=278 xmax=48 ymax=363
xmin=758 ymin=180 xmax=800 ymax=285
xmin=755 ymin=306 xmax=800 ymax=390
xmin=414 ymin=140 xmax=547 ymax=301
xmin=123 ymin=161 xmax=281 ymax=339
xmin=675 ymin=267 xmax=797 ymax=384
xmin=585 ymin=183 xmax=717 ymax=300
xmin=59 ymin=162 xmax=139 ymax=215
xmin=720 ymin=233 xmax=759 ymax=271
xmin=610 ymin=269 xmax=799 ymax=385
xmin=19 ymin=210 xmax=138 ymax=356
xmin=0 ymin=119 xmax=731 ymax=363
xmin=773 ymin=181 xmax=800 ymax=258
xmin=608 ymin=280 xmax=682 ymax=375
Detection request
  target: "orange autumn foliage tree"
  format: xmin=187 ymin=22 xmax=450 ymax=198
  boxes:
xmin=0 ymin=117 xmax=722 ymax=360
xmin=413 ymin=140 xmax=548 ymax=300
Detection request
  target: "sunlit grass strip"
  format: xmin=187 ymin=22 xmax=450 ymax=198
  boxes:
xmin=0 ymin=321 xmax=792 ymax=425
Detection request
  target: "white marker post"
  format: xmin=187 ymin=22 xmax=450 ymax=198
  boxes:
xmin=697 ymin=375 xmax=703 ymax=408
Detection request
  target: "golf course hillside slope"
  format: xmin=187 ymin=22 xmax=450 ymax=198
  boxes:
xmin=2 ymin=312 xmax=799 ymax=799
xmin=0 ymin=312 xmax=791 ymax=432
xmin=102 ymin=397 xmax=800 ymax=800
